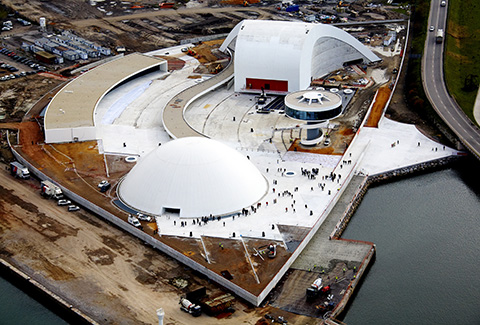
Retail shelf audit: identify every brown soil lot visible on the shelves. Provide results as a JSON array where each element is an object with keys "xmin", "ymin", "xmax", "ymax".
[{"xmin": 364, "ymin": 86, "xmax": 392, "ymax": 128}]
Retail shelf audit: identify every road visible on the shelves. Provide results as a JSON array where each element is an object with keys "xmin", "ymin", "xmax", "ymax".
[
  {"xmin": 71, "ymin": 7, "xmax": 277, "ymax": 30},
  {"xmin": 422, "ymin": 0, "xmax": 480, "ymax": 159}
]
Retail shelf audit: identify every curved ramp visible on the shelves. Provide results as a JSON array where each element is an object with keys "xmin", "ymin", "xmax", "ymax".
[{"xmin": 162, "ymin": 57, "xmax": 234, "ymax": 139}]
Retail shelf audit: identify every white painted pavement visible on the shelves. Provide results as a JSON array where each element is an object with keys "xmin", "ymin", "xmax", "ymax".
[{"xmin": 91, "ymin": 46, "xmax": 462, "ymax": 241}]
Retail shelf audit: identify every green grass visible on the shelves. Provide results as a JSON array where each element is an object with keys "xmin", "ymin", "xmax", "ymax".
[
  {"xmin": 444, "ymin": 0, "xmax": 480, "ymax": 122},
  {"xmin": 405, "ymin": 0, "xmax": 438, "ymax": 120}
]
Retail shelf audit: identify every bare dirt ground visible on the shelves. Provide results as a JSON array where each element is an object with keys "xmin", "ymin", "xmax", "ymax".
[
  {"xmin": 364, "ymin": 85, "xmax": 392, "ymax": 128},
  {"xmin": 0, "ymin": 163, "xmax": 320, "ymax": 324}
]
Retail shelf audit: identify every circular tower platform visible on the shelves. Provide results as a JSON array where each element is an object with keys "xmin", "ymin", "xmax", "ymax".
[{"xmin": 284, "ymin": 90, "xmax": 342, "ymax": 145}]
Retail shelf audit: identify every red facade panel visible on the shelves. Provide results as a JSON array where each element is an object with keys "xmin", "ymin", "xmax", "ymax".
[{"xmin": 245, "ymin": 78, "xmax": 288, "ymax": 92}]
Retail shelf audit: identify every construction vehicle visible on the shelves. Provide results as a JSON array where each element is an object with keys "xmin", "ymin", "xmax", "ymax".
[
  {"xmin": 200, "ymin": 293, "xmax": 235, "ymax": 315},
  {"xmin": 159, "ymin": 2, "xmax": 174, "ymax": 8},
  {"xmin": 267, "ymin": 243, "xmax": 276, "ymax": 258},
  {"xmin": 212, "ymin": 64, "xmax": 223, "ymax": 74},
  {"xmin": 187, "ymin": 48, "xmax": 197, "ymax": 57},
  {"xmin": 306, "ymin": 278, "xmax": 331, "ymax": 299},
  {"xmin": 40, "ymin": 180, "xmax": 63, "ymax": 199},
  {"xmin": 10, "ymin": 161, "xmax": 30, "ymax": 179},
  {"xmin": 179, "ymin": 297, "xmax": 202, "ymax": 317},
  {"xmin": 185, "ymin": 287, "xmax": 235, "ymax": 316},
  {"xmin": 306, "ymin": 277, "xmax": 323, "ymax": 299}
]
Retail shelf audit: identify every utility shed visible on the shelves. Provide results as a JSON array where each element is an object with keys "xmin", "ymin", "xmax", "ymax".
[{"xmin": 35, "ymin": 50, "xmax": 56, "ymax": 64}]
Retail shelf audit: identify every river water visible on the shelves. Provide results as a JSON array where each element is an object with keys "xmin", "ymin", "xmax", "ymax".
[
  {"xmin": 0, "ymin": 276, "xmax": 67, "ymax": 324},
  {"xmin": 1, "ymin": 158, "xmax": 479, "ymax": 324},
  {"xmin": 341, "ymin": 157, "xmax": 480, "ymax": 324}
]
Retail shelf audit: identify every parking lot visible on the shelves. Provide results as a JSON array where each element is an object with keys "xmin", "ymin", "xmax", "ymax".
[{"xmin": 0, "ymin": 47, "xmax": 46, "ymax": 82}]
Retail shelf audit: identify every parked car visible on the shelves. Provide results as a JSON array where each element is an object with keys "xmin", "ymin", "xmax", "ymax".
[
  {"xmin": 68, "ymin": 205, "xmax": 80, "ymax": 212},
  {"xmin": 128, "ymin": 215, "xmax": 142, "ymax": 228},
  {"xmin": 57, "ymin": 199, "xmax": 71, "ymax": 206},
  {"xmin": 136, "ymin": 213, "xmax": 153, "ymax": 222},
  {"xmin": 98, "ymin": 180, "xmax": 111, "ymax": 192}
]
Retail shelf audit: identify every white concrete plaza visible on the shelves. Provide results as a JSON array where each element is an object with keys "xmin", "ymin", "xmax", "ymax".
[{"xmin": 92, "ymin": 47, "xmax": 461, "ymax": 241}]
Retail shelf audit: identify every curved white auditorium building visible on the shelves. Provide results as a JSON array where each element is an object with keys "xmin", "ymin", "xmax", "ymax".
[{"xmin": 220, "ymin": 20, "xmax": 380, "ymax": 93}]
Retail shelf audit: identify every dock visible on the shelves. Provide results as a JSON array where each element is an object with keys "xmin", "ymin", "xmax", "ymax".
[{"xmin": 269, "ymin": 175, "xmax": 375, "ymax": 320}]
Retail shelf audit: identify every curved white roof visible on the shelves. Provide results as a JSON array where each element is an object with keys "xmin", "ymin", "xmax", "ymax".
[
  {"xmin": 220, "ymin": 20, "xmax": 380, "ymax": 93},
  {"xmin": 118, "ymin": 137, "xmax": 268, "ymax": 218},
  {"xmin": 44, "ymin": 53, "xmax": 167, "ymax": 143},
  {"xmin": 285, "ymin": 90, "xmax": 342, "ymax": 112}
]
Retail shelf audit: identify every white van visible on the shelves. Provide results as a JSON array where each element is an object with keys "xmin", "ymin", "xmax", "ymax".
[{"xmin": 128, "ymin": 215, "xmax": 141, "ymax": 228}]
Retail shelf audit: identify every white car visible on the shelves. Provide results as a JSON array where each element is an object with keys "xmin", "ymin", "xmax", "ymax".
[
  {"xmin": 128, "ymin": 215, "xmax": 142, "ymax": 228},
  {"xmin": 136, "ymin": 213, "xmax": 153, "ymax": 222},
  {"xmin": 98, "ymin": 180, "xmax": 109, "ymax": 188},
  {"xmin": 68, "ymin": 205, "xmax": 80, "ymax": 212},
  {"xmin": 57, "ymin": 199, "xmax": 71, "ymax": 206},
  {"xmin": 429, "ymin": 26, "xmax": 435, "ymax": 32}
]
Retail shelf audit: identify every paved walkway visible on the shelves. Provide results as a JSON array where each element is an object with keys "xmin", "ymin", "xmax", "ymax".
[
  {"xmin": 292, "ymin": 175, "xmax": 372, "ymax": 271},
  {"xmin": 162, "ymin": 57, "xmax": 234, "ymax": 138}
]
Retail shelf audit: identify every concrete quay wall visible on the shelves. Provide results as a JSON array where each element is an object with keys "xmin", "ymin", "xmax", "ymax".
[
  {"xmin": 331, "ymin": 155, "xmax": 462, "ymax": 239},
  {"xmin": 0, "ymin": 259, "xmax": 98, "ymax": 325}
]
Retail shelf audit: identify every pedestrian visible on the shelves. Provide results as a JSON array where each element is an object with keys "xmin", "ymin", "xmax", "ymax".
[{"xmin": 223, "ymin": 222, "xmax": 225, "ymax": 227}]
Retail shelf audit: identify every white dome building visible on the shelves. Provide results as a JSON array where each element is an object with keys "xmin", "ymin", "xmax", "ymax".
[
  {"xmin": 118, "ymin": 137, "xmax": 268, "ymax": 218},
  {"xmin": 220, "ymin": 20, "xmax": 380, "ymax": 93}
]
